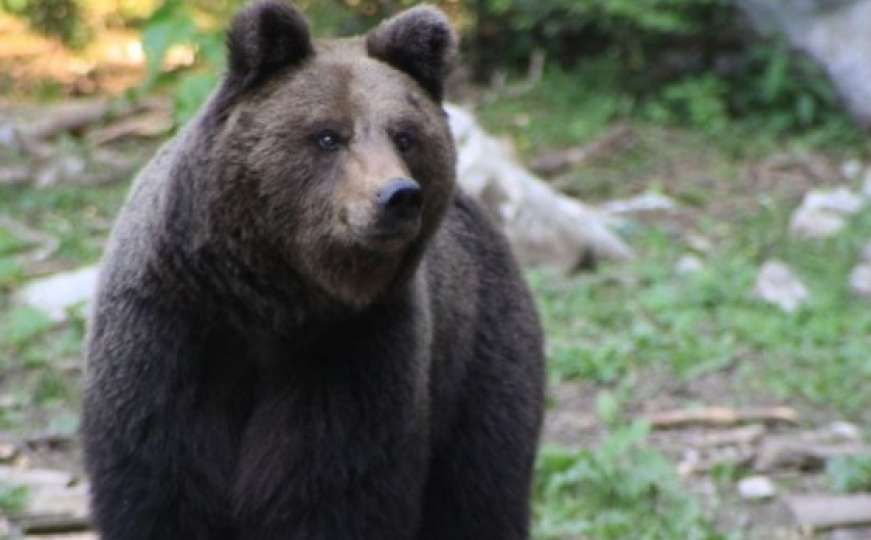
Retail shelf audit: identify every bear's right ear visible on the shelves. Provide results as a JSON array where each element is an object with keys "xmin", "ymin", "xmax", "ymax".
[{"xmin": 226, "ymin": 0, "xmax": 313, "ymax": 90}]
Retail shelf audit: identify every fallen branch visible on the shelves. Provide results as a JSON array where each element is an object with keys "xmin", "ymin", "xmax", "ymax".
[
  {"xmin": 22, "ymin": 100, "xmax": 113, "ymax": 141},
  {"xmin": 688, "ymin": 424, "xmax": 767, "ymax": 448},
  {"xmin": 87, "ymin": 109, "xmax": 174, "ymax": 145},
  {"xmin": 646, "ymin": 406, "xmax": 799, "ymax": 429},
  {"xmin": 755, "ymin": 439, "xmax": 871, "ymax": 472},
  {"xmin": 530, "ymin": 123, "xmax": 636, "ymax": 177},
  {"xmin": 787, "ymin": 495, "xmax": 871, "ymax": 531},
  {"xmin": 17, "ymin": 513, "xmax": 91, "ymax": 535}
]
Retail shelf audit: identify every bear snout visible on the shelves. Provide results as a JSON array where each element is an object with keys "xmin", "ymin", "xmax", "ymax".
[
  {"xmin": 370, "ymin": 177, "xmax": 423, "ymax": 244},
  {"xmin": 376, "ymin": 178, "xmax": 422, "ymax": 217}
]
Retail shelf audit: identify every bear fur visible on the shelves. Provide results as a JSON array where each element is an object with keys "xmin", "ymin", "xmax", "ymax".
[{"xmin": 81, "ymin": 2, "xmax": 545, "ymax": 539}]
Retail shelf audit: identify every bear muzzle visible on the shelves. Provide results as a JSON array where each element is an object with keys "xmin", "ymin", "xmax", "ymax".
[{"xmin": 369, "ymin": 177, "xmax": 423, "ymax": 248}]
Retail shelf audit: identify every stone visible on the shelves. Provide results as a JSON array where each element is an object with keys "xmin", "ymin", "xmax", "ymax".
[
  {"xmin": 829, "ymin": 421, "xmax": 862, "ymax": 442},
  {"xmin": 675, "ymin": 254, "xmax": 704, "ymax": 275},
  {"xmin": 446, "ymin": 104, "xmax": 633, "ymax": 270},
  {"xmin": 738, "ymin": 475, "xmax": 777, "ymax": 500},
  {"xmin": 848, "ymin": 263, "xmax": 871, "ymax": 298},
  {"xmin": 790, "ymin": 187, "xmax": 864, "ymax": 239},
  {"xmin": 842, "ymin": 159, "xmax": 864, "ymax": 180},
  {"xmin": 737, "ymin": 0, "xmax": 871, "ymax": 129},
  {"xmin": 15, "ymin": 265, "xmax": 99, "ymax": 322},
  {"xmin": 753, "ymin": 260, "xmax": 809, "ymax": 313},
  {"xmin": 861, "ymin": 241, "xmax": 871, "ymax": 262}
]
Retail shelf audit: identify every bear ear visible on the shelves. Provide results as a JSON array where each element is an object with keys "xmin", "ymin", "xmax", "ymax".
[
  {"xmin": 226, "ymin": 0, "xmax": 313, "ymax": 89},
  {"xmin": 366, "ymin": 6, "xmax": 457, "ymax": 101}
]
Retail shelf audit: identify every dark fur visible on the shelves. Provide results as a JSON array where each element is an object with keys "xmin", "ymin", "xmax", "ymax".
[{"xmin": 82, "ymin": 2, "xmax": 544, "ymax": 539}]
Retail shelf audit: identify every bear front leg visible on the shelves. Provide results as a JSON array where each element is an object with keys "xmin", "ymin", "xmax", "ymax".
[
  {"xmin": 82, "ymin": 304, "xmax": 236, "ymax": 540},
  {"xmin": 417, "ymin": 359, "xmax": 544, "ymax": 540}
]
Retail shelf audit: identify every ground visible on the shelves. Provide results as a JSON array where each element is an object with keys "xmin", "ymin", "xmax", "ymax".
[{"xmin": 2, "ymin": 70, "xmax": 871, "ymax": 539}]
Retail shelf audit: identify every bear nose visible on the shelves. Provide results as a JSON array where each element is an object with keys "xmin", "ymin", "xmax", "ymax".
[{"xmin": 376, "ymin": 178, "xmax": 422, "ymax": 217}]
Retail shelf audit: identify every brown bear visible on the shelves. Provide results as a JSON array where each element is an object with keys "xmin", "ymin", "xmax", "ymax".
[{"xmin": 81, "ymin": 2, "xmax": 545, "ymax": 539}]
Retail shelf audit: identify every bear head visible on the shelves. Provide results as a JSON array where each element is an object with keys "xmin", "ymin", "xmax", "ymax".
[{"xmin": 182, "ymin": 1, "xmax": 458, "ymax": 310}]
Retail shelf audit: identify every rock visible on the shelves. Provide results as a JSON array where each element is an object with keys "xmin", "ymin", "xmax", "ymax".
[
  {"xmin": 686, "ymin": 233, "xmax": 713, "ymax": 253},
  {"xmin": 446, "ymin": 104, "xmax": 633, "ymax": 270},
  {"xmin": 737, "ymin": 0, "xmax": 871, "ymax": 129},
  {"xmin": 829, "ymin": 421, "xmax": 862, "ymax": 442},
  {"xmin": 804, "ymin": 187, "xmax": 865, "ymax": 214},
  {"xmin": 738, "ymin": 475, "xmax": 776, "ymax": 500},
  {"xmin": 862, "ymin": 241, "xmax": 871, "ymax": 262},
  {"xmin": 842, "ymin": 159, "xmax": 864, "ymax": 180},
  {"xmin": 15, "ymin": 266, "xmax": 99, "ymax": 322},
  {"xmin": 753, "ymin": 261, "xmax": 809, "ymax": 313},
  {"xmin": 864, "ymin": 170, "xmax": 871, "ymax": 198},
  {"xmin": 848, "ymin": 263, "xmax": 871, "ymax": 298},
  {"xmin": 601, "ymin": 192, "xmax": 678, "ymax": 216},
  {"xmin": 0, "ymin": 442, "xmax": 18, "ymax": 463},
  {"xmin": 0, "ymin": 122, "xmax": 25, "ymax": 152},
  {"xmin": 675, "ymin": 254, "xmax": 704, "ymax": 275},
  {"xmin": 789, "ymin": 187, "xmax": 864, "ymax": 239},
  {"xmin": 790, "ymin": 208, "xmax": 847, "ymax": 239}
]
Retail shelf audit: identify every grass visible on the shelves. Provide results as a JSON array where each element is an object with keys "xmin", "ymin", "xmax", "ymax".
[{"xmin": 481, "ymin": 70, "xmax": 871, "ymax": 538}]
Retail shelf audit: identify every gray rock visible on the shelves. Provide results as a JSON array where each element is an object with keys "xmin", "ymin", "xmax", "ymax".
[
  {"xmin": 842, "ymin": 159, "xmax": 864, "ymax": 180},
  {"xmin": 789, "ymin": 187, "xmax": 864, "ymax": 239},
  {"xmin": 446, "ymin": 104, "xmax": 633, "ymax": 270},
  {"xmin": 675, "ymin": 254, "xmax": 704, "ymax": 275},
  {"xmin": 861, "ymin": 241, "xmax": 871, "ymax": 262},
  {"xmin": 738, "ymin": 475, "xmax": 777, "ymax": 500},
  {"xmin": 738, "ymin": 0, "xmax": 871, "ymax": 128},
  {"xmin": 15, "ymin": 265, "xmax": 99, "ymax": 322},
  {"xmin": 753, "ymin": 260, "xmax": 809, "ymax": 313},
  {"xmin": 829, "ymin": 421, "xmax": 862, "ymax": 442},
  {"xmin": 848, "ymin": 263, "xmax": 871, "ymax": 298}
]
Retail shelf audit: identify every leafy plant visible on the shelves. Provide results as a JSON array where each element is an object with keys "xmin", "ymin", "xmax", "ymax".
[
  {"xmin": 827, "ymin": 455, "xmax": 871, "ymax": 493},
  {"xmin": 0, "ymin": 484, "xmax": 27, "ymax": 514},
  {"xmin": 533, "ymin": 392, "xmax": 721, "ymax": 540}
]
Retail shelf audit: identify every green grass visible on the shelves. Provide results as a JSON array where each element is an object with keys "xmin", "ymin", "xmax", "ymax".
[{"xmin": 478, "ymin": 69, "xmax": 871, "ymax": 538}]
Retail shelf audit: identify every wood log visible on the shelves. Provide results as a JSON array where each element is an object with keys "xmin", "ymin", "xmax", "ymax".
[
  {"xmin": 787, "ymin": 495, "xmax": 871, "ymax": 531},
  {"xmin": 645, "ymin": 406, "xmax": 799, "ymax": 429}
]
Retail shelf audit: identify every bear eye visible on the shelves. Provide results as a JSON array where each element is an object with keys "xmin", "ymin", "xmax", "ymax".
[
  {"xmin": 316, "ymin": 130, "xmax": 342, "ymax": 152},
  {"xmin": 393, "ymin": 131, "xmax": 416, "ymax": 153}
]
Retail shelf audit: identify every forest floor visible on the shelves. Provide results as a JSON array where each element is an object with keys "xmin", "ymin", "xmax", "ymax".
[{"xmin": 2, "ymin": 66, "xmax": 871, "ymax": 539}]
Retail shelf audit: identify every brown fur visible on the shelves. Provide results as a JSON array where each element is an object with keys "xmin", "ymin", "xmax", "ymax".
[{"xmin": 82, "ymin": 3, "xmax": 544, "ymax": 539}]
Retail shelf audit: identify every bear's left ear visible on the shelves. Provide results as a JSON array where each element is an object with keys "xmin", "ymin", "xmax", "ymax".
[
  {"xmin": 226, "ymin": 0, "xmax": 313, "ymax": 90},
  {"xmin": 366, "ymin": 6, "xmax": 457, "ymax": 101}
]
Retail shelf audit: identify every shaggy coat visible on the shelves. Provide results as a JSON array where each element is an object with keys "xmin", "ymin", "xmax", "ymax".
[{"xmin": 82, "ymin": 2, "xmax": 545, "ymax": 539}]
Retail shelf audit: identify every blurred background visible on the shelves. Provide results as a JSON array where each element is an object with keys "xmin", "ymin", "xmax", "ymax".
[{"xmin": 2, "ymin": 1, "xmax": 871, "ymax": 538}]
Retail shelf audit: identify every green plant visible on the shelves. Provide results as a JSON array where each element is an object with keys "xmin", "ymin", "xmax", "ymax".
[
  {"xmin": 0, "ymin": 484, "xmax": 28, "ymax": 514},
  {"xmin": 533, "ymin": 392, "xmax": 721, "ymax": 539},
  {"xmin": 827, "ymin": 455, "xmax": 871, "ymax": 493}
]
